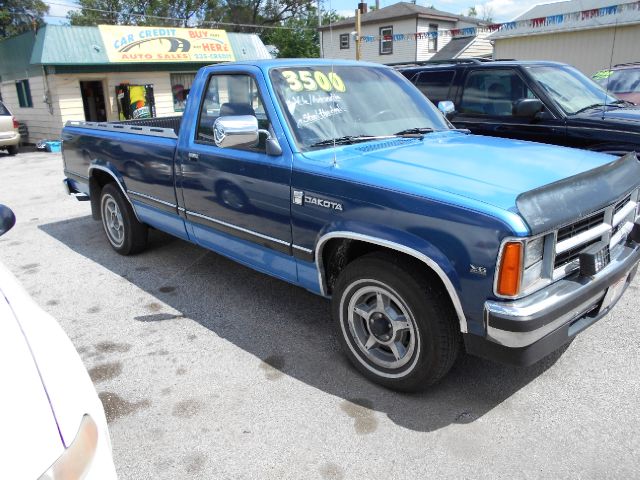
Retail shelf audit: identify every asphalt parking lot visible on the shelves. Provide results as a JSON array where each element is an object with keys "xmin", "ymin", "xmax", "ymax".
[{"xmin": 1, "ymin": 148, "xmax": 639, "ymax": 479}]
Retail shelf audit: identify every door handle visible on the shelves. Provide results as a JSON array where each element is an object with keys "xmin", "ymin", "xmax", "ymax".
[{"xmin": 188, "ymin": 152, "xmax": 199, "ymax": 161}]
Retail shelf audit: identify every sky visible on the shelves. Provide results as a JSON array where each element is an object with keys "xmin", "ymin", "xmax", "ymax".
[{"xmin": 44, "ymin": 0, "xmax": 557, "ymax": 25}]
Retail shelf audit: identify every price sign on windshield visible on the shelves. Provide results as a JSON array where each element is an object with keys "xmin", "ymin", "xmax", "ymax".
[{"xmin": 281, "ymin": 70, "xmax": 347, "ymax": 93}]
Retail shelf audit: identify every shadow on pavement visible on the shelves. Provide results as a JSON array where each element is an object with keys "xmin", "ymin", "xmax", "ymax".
[{"xmin": 39, "ymin": 215, "xmax": 565, "ymax": 432}]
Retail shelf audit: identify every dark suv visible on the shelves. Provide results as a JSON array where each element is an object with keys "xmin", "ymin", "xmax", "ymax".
[{"xmin": 398, "ymin": 59, "xmax": 640, "ymax": 155}]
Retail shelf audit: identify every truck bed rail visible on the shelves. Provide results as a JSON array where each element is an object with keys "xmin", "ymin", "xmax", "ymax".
[{"xmin": 64, "ymin": 118, "xmax": 179, "ymax": 139}]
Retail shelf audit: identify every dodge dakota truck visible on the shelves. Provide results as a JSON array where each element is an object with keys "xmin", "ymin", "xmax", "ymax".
[{"xmin": 62, "ymin": 59, "xmax": 640, "ymax": 391}]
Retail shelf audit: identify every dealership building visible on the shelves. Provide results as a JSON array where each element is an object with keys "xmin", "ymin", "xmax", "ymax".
[{"xmin": 0, "ymin": 25, "xmax": 271, "ymax": 142}]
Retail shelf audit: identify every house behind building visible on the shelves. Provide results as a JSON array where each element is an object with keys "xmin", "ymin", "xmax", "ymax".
[
  {"xmin": 319, "ymin": 2, "xmax": 492, "ymax": 64},
  {"xmin": 491, "ymin": 0, "xmax": 640, "ymax": 75}
]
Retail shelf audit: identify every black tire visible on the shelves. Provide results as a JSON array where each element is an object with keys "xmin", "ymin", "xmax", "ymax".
[
  {"xmin": 7, "ymin": 145, "xmax": 18, "ymax": 155},
  {"xmin": 331, "ymin": 251, "xmax": 460, "ymax": 392},
  {"xmin": 99, "ymin": 183, "xmax": 148, "ymax": 255}
]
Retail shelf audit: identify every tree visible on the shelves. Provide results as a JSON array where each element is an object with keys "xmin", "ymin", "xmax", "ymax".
[
  {"xmin": 0, "ymin": 0, "xmax": 48, "ymax": 38},
  {"xmin": 261, "ymin": 9, "xmax": 342, "ymax": 58},
  {"xmin": 480, "ymin": 4, "xmax": 494, "ymax": 22},
  {"xmin": 262, "ymin": 12, "xmax": 318, "ymax": 58},
  {"xmin": 467, "ymin": 6, "xmax": 477, "ymax": 17},
  {"xmin": 69, "ymin": 0, "xmax": 315, "ymax": 29}
]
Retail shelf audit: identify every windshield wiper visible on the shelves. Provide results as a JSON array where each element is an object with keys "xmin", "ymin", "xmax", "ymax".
[
  {"xmin": 573, "ymin": 101, "xmax": 633, "ymax": 115},
  {"xmin": 573, "ymin": 103, "xmax": 604, "ymax": 114},
  {"xmin": 611, "ymin": 99, "xmax": 635, "ymax": 107},
  {"xmin": 309, "ymin": 135, "xmax": 394, "ymax": 148},
  {"xmin": 393, "ymin": 127, "xmax": 435, "ymax": 136}
]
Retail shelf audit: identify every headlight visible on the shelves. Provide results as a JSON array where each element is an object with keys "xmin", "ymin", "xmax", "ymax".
[
  {"xmin": 38, "ymin": 415, "xmax": 98, "ymax": 480},
  {"xmin": 523, "ymin": 236, "xmax": 543, "ymax": 268},
  {"xmin": 495, "ymin": 234, "xmax": 551, "ymax": 298}
]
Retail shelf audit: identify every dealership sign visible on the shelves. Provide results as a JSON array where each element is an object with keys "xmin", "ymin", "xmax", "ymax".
[{"xmin": 98, "ymin": 25, "xmax": 236, "ymax": 62}]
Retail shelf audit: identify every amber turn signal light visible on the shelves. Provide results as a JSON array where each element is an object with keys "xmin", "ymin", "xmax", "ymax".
[{"xmin": 497, "ymin": 241, "xmax": 522, "ymax": 296}]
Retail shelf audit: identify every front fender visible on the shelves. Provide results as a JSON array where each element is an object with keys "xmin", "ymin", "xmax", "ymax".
[{"xmin": 314, "ymin": 222, "xmax": 468, "ymax": 333}]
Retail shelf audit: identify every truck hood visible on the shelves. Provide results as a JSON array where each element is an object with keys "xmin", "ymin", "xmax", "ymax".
[
  {"xmin": 303, "ymin": 131, "xmax": 619, "ymax": 212},
  {"xmin": 570, "ymin": 105, "xmax": 640, "ymax": 129}
]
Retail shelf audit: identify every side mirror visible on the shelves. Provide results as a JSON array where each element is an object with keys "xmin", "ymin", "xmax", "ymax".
[
  {"xmin": 213, "ymin": 115, "xmax": 282, "ymax": 156},
  {"xmin": 213, "ymin": 115, "xmax": 259, "ymax": 149},
  {"xmin": 437, "ymin": 100, "xmax": 456, "ymax": 119},
  {"xmin": 513, "ymin": 98, "xmax": 543, "ymax": 119},
  {"xmin": 0, "ymin": 204, "xmax": 16, "ymax": 237}
]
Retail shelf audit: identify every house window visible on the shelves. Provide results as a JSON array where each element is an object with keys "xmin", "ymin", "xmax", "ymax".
[
  {"xmin": 340, "ymin": 33, "xmax": 350, "ymax": 50},
  {"xmin": 428, "ymin": 24, "xmax": 438, "ymax": 52},
  {"xmin": 379, "ymin": 26, "xmax": 393, "ymax": 55},
  {"xmin": 16, "ymin": 79, "xmax": 33, "ymax": 108},
  {"xmin": 171, "ymin": 73, "xmax": 197, "ymax": 112}
]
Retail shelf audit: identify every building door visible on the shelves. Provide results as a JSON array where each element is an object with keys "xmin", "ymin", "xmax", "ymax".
[{"xmin": 80, "ymin": 81, "xmax": 107, "ymax": 122}]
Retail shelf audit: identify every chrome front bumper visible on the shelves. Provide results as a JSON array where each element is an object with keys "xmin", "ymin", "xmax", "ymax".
[{"xmin": 484, "ymin": 240, "xmax": 640, "ymax": 349}]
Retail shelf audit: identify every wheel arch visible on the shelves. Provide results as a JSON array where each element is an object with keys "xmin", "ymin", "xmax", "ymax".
[
  {"xmin": 88, "ymin": 165, "xmax": 140, "ymax": 222},
  {"xmin": 315, "ymin": 231, "xmax": 468, "ymax": 333}
]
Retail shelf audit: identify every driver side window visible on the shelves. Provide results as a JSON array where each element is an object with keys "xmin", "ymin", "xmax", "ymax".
[
  {"xmin": 459, "ymin": 69, "xmax": 537, "ymax": 117},
  {"xmin": 196, "ymin": 74, "xmax": 270, "ymax": 151}
]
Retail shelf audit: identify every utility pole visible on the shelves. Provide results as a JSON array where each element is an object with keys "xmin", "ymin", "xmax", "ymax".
[
  {"xmin": 318, "ymin": 0, "xmax": 323, "ymax": 58},
  {"xmin": 355, "ymin": 8, "xmax": 361, "ymax": 60}
]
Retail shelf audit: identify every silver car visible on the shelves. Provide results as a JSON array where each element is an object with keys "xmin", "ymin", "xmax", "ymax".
[{"xmin": 0, "ymin": 101, "xmax": 20, "ymax": 155}]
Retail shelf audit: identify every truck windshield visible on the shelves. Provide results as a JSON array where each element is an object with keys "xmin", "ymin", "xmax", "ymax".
[
  {"xmin": 527, "ymin": 65, "xmax": 620, "ymax": 115},
  {"xmin": 269, "ymin": 66, "xmax": 450, "ymax": 150}
]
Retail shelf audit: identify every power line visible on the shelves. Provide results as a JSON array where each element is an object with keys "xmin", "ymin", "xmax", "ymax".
[{"xmin": 43, "ymin": 1, "xmax": 317, "ymax": 30}]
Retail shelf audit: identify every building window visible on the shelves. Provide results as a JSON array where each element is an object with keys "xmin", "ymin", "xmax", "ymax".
[
  {"xmin": 379, "ymin": 26, "xmax": 393, "ymax": 55},
  {"xmin": 16, "ymin": 79, "xmax": 33, "ymax": 108},
  {"xmin": 428, "ymin": 24, "xmax": 438, "ymax": 52},
  {"xmin": 171, "ymin": 73, "xmax": 197, "ymax": 112},
  {"xmin": 340, "ymin": 33, "xmax": 350, "ymax": 50}
]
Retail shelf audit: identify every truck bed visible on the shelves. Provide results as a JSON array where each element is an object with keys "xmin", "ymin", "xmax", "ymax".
[
  {"xmin": 114, "ymin": 116, "xmax": 183, "ymax": 135},
  {"xmin": 61, "ymin": 118, "xmax": 180, "ymax": 215}
]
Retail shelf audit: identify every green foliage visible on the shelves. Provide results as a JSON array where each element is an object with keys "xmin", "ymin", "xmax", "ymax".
[
  {"xmin": 261, "ymin": 9, "xmax": 343, "ymax": 58},
  {"xmin": 0, "ymin": 0, "xmax": 48, "ymax": 38},
  {"xmin": 68, "ymin": 0, "xmax": 315, "ymax": 29},
  {"xmin": 262, "ymin": 12, "xmax": 318, "ymax": 58},
  {"xmin": 467, "ymin": 6, "xmax": 477, "ymax": 17}
]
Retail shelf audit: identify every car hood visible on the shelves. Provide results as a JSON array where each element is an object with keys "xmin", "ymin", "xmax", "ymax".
[
  {"xmin": 571, "ymin": 105, "xmax": 640, "ymax": 127},
  {"xmin": 300, "ymin": 131, "xmax": 619, "ymax": 213},
  {"xmin": 0, "ymin": 269, "xmax": 64, "ymax": 478}
]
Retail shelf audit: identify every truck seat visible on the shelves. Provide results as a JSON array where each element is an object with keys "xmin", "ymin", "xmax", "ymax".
[{"xmin": 219, "ymin": 103, "xmax": 256, "ymax": 117}]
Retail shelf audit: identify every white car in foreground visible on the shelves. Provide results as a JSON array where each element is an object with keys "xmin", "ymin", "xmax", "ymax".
[{"xmin": 0, "ymin": 205, "xmax": 117, "ymax": 479}]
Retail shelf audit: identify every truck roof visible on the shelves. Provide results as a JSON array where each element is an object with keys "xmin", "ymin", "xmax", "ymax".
[
  {"xmin": 207, "ymin": 58, "xmax": 392, "ymax": 70},
  {"xmin": 397, "ymin": 60, "xmax": 571, "ymax": 73}
]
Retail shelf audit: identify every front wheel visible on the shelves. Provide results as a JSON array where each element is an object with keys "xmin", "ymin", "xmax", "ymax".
[
  {"xmin": 100, "ymin": 183, "xmax": 148, "ymax": 255},
  {"xmin": 331, "ymin": 252, "xmax": 460, "ymax": 391},
  {"xmin": 7, "ymin": 145, "xmax": 18, "ymax": 155}
]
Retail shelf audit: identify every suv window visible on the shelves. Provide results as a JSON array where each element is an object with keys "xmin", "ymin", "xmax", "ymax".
[
  {"xmin": 0, "ymin": 102, "xmax": 10, "ymax": 116},
  {"xmin": 459, "ymin": 69, "xmax": 536, "ymax": 116},
  {"xmin": 196, "ymin": 74, "xmax": 269, "ymax": 152},
  {"xmin": 415, "ymin": 70, "xmax": 455, "ymax": 104}
]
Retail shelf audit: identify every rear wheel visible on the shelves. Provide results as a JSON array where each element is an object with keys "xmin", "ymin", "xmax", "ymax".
[
  {"xmin": 7, "ymin": 145, "xmax": 18, "ymax": 155},
  {"xmin": 331, "ymin": 252, "xmax": 460, "ymax": 391},
  {"xmin": 99, "ymin": 183, "xmax": 148, "ymax": 255}
]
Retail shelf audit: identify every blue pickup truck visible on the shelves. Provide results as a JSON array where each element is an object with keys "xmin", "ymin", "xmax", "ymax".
[{"xmin": 62, "ymin": 59, "xmax": 640, "ymax": 391}]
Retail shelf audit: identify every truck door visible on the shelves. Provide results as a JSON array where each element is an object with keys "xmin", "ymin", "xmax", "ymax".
[{"xmin": 177, "ymin": 71, "xmax": 294, "ymax": 261}]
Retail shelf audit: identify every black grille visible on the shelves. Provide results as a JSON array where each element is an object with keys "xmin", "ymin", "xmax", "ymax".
[
  {"xmin": 614, "ymin": 194, "xmax": 632, "ymax": 217},
  {"xmin": 557, "ymin": 211, "xmax": 605, "ymax": 243},
  {"xmin": 554, "ymin": 237, "xmax": 602, "ymax": 269}
]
